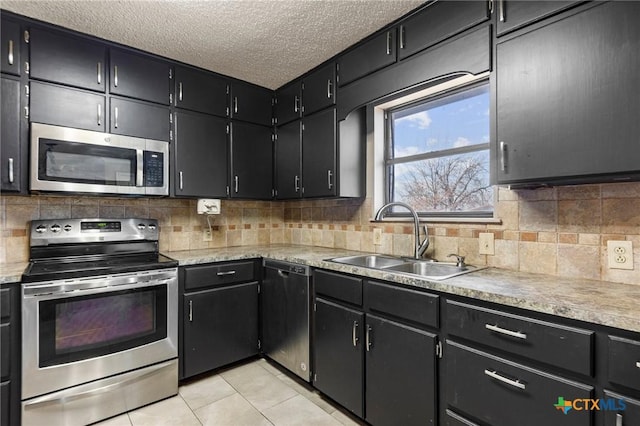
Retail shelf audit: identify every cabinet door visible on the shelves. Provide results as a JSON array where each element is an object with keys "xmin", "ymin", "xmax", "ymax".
[
  {"xmin": 30, "ymin": 27, "xmax": 106, "ymax": 92},
  {"xmin": 337, "ymin": 29, "xmax": 396, "ymax": 87},
  {"xmin": 1, "ymin": 18, "xmax": 21, "ymax": 75},
  {"xmin": 30, "ymin": 81, "xmax": 106, "ymax": 132},
  {"xmin": 230, "ymin": 122, "xmax": 273, "ymax": 199},
  {"xmin": 302, "ymin": 108, "xmax": 336, "ymax": 198},
  {"xmin": 174, "ymin": 111, "xmax": 228, "ymax": 198},
  {"xmin": 365, "ymin": 314, "xmax": 437, "ymax": 426},
  {"xmin": 183, "ymin": 282, "xmax": 259, "ymax": 378},
  {"xmin": 495, "ymin": 2, "xmax": 640, "ymax": 185},
  {"xmin": 302, "ymin": 63, "xmax": 335, "ymax": 116},
  {"xmin": 174, "ymin": 66, "xmax": 228, "ymax": 117},
  {"xmin": 603, "ymin": 391, "xmax": 640, "ymax": 426},
  {"xmin": 496, "ymin": 1, "xmax": 581, "ymax": 36},
  {"xmin": 110, "ymin": 49, "xmax": 170, "ymax": 105},
  {"xmin": 231, "ymin": 82, "xmax": 273, "ymax": 126},
  {"xmin": 1, "ymin": 77, "xmax": 22, "ymax": 192},
  {"xmin": 275, "ymin": 80, "xmax": 302, "ymax": 125},
  {"xmin": 314, "ymin": 298, "xmax": 364, "ymax": 418},
  {"xmin": 398, "ymin": 1, "xmax": 489, "ymax": 60},
  {"xmin": 275, "ymin": 120, "xmax": 302, "ymax": 199},
  {"xmin": 110, "ymin": 97, "xmax": 170, "ymax": 141}
]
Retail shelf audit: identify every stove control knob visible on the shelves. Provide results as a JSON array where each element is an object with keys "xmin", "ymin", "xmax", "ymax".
[
  {"xmin": 64, "ymin": 224, "xmax": 72, "ymax": 232},
  {"xmin": 50, "ymin": 224, "xmax": 61, "ymax": 233},
  {"xmin": 148, "ymin": 224, "xmax": 157, "ymax": 231},
  {"xmin": 35, "ymin": 224, "xmax": 47, "ymax": 234},
  {"xmin": 137, "ymin": 223, "xmax": 146, "ymax": 230}
]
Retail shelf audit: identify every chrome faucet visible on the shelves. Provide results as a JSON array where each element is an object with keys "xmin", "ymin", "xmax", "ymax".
[{"xmin": 374, "ymin": 202, "xmax": 429, "ymax": 259}]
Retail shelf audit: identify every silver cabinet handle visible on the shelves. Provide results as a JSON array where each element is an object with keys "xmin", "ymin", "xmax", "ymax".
[
  {"xmin": 8, "ymin": 39, "xmax": 14, "ymax": 65},
  {"xmin": 399, "ymin": 25, "xmax": 405, "ymax": 49},
  {"xmin": 294, "ymin": 175, "xmax": 300, "ymax": 192},
  {"xmin": 352, "ymin": 321, "xmax": 359, "ymax": 347},
  {"xmin": 327, "ymin": 170, "xmax": 333, "ymax": 190},
  {"xmin": 499, "ymin": 0, "xmax": 505, "ymax": 22},
  {"xmin": 327, "ymin": 79, "xmax": 332, "ymax": 99},
  {"xmin": 216, "ymin": 271, "xmax": 236, "ymax": 276},
  {"xmin": 97, "ymin": 62, "xmax": 102, "ymax": 84},
  {"xmin": 294, "ymin": 95, "xmax": 300, "ymax": 113},
  {"xmin": 234, "ymin": 96, "xmax": 238, "ymax": 114},
  {"xmin": 188, "ymin": 300, "xmax": 193, "ymax": 322},
  {"xmin": 636, "ymin": 361, "xmax": 640, "ymax": 368},
  {"xmin": 179, "ymin": 171, "xmax": 184, "ymax": 190},
  {"xmin": 178, "ymin": 82, "xmax": 183, "ymax": 102},
  {"xmin": 616, "ymin": 413, "xmax": 623, "ymax": 426},
  {"xmin": 97, "ymin": 104, "xmax": 102, "ymax": 126},
  {"xmin": 488, "ymin": 0, "xmax": 494, "ymax": 15},
  {"xmin": 484, "ymin": 369, "xmax": 525, "ymax": 390},
  {"xmin": 234, "ymin": 175, "xmax": 239, "ymax": 193},
  {"xmin": 114, "ymin": 106, "xmax": 119, "ymax": 128},
  {"xmin": 365, "ymin": 325, "xmax": 372, "ymax": 352},
  {"xmin": 500, "ymin": 141, "xmax": 507, "ymax": 172},
  {"xmin": 485, "ymin": 323, "xmax": 527, "ymax": 340},
  {"xmin": 8, "ymin": 158, "xmax": 14, "ymax": 183},
  {"xmin": 113, "ymin": 65, "xmax": 119, "ymax": 87},
  {"xmin": 24, "ymin": 105, "xmax": 29, "ymax": 119},
  {"xmin": 386, "ymin": 31, "xmax": 392, "ymax": 55}
]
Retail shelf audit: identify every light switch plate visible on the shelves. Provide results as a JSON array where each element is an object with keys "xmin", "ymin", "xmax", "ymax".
[
  {"xmin": 478, "ymin": 233, "xmax": 495, "ymax": 255},
  {"xmin": 607, "ymin": 240, "xmax": 634, "ymax": 270}
]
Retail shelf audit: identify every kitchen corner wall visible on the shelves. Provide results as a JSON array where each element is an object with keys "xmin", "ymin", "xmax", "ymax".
[{"xmin": 1, "ymin": 181, "xmax": 639, "ymax": 286}]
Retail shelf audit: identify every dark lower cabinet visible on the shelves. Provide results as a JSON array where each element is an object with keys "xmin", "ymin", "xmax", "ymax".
[
  {"xmin": 314, "ymin": 298, "xmax": 364, "ymax": 418},
  {"xmin": 274, "ymin": 120, "xmax": 302, "ymax": 199},
  {"xmin": 1, "ymin": 285, "xmax": 19, "ymax": 426},
  {"xmin": 110, "ymin": 97, "xmax": 170, "ymax": 141},
  {"xmin": 230, "ymin": 122, "xmax": 273, "ymax": 199},
  {"xmin": 1, "ymin": 76, "xmax": 22, "ymax": 192},
  {"xmin": 603, "ymin": 390, "xmax": 639, "ymax": 426},
  {"xmin": 365, "ymin": 314, "xmax": 437, "ymax": 426},
  {"xmin": 182, "ymin": 282, "xmax": 259, "ymax": 378},
  {"xmin": 173, "ymin": 110, "xmax": 228, "ymax": 198}
]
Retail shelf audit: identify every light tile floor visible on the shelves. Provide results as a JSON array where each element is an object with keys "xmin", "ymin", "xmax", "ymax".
[{"xmin": 95, "ymin": 358, "xmax": 366, "ymax": 426}]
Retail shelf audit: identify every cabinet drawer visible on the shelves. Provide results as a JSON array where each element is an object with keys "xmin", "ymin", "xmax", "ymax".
[
  {"xmin": 314, "ymin": 269, "xmax": 362, "ymax": 306},
  {"xmin": 1, "ymin": 381, "xmax": 9, "ymax": 426},
  {"xmin": 608, "ymin": 336, "xmax": 640, "ymax": 391},
  {"xmin": 445, "ymin": 340, "xmax": 593, "ymax": 426},
  {"xmin": 603, "ymin": 390, "xmax": 640, "ymax": 426},
  {"xmin": 0, "ymin": 323, "xmax": 9, "ymax": 380},
  {"xmin": 444, "ymin": 409, "xmax": 479, "ymax": 426},
  {"xmin": 183, "ymin": 261, "xmax": 256, "ymax": 291},
  {"xmin": 445, "ymin": 300, "xmax": 593, "ymax": 376},
  {"xmin": 0, "ymin": 288, "xmax": 10, "ymax": 320},
  {"xmin": 364, "ymin": 280, "xmax": 438, "ymax": 328}
]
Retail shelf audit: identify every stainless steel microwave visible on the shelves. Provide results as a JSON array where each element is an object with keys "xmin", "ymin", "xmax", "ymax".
[{"xmin": 30, "ymin": 123, "xmax": 169, "ymax": 196}]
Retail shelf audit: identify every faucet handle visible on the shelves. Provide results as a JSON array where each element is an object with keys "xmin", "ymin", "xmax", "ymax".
[{"xmin": 447, "ymin": 254, "xmax": 466, "ymax": 268}]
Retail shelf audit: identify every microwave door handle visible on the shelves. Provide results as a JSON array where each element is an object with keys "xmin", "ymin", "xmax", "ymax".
[{"xmin": 136, "ymin": 150, "xmax": 144, "ymax": 187}]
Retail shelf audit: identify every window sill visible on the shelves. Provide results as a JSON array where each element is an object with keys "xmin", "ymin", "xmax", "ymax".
[{"xmin": 369, "ymin": 217, "xmax": 502, "ymax": 225}]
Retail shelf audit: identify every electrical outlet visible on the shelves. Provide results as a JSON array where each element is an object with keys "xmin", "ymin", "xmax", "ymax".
[
  {"xmin": 478, "ymin": 232, "xmax": 495, "ymax": 255},
  {"xmin": 373, "ymin": 228, "xmax": 382, "ymax": 246},
  {"xmin": 607, "ymin": 240, "xmax": 633, "ymax": 270},
  {"xmin": 203, "ymin": 229, "xmax": 212, "ymax": 242}
]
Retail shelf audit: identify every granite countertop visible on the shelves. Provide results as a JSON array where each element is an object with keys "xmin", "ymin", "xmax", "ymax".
[
  {"xmin": 166, "ymin": 244, "xmax": 640, "ymax": 333},
  {"xmin": 0, "ymin": 261, "xmax": 28, "ymax": 285}
]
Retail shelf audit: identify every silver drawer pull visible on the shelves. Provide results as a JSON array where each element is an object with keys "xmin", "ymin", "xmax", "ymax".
[
  {"xmin": 636, "ymin": 361, "xmax": 640, "ymax": 369},
  {"xmin": 485, "ymin": 323, "xmax": 527, "ymax": 340},
  {"xmin": 8, "ymin": 158, "xmax": 14, "ymax": 183},
  {"xmin": 366, "ymin": 325, "xmax": 372, "ymax": 352},
  {"xmin": 8, "ymin": 39, "xmax": 14, "ymax": 65},
  {"xmin": 114, "ymin": 65, "xmax": 119, "ymax": 87},
  {"xmin": 616, "ymin": 413, "xmax": 623, "ymax": 426},
  {"xmin": 188, "ymin": 300, "xmax": 193, "ymax": 322},
  {"xmin": 484, "ymin": 369, "xmax": 526, "ymax": 390},
  {"xmin": 217, "ymin": 271, "xmax": 236, "ymax": 276},
  {"xmin": 352, "ymin": 321, "xmax": 359, "ymax": 347}
]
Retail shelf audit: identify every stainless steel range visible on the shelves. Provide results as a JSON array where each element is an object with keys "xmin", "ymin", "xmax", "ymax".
[{"xmin": 21, "ymin": 218, "xmax": 179, "ymax": 426}]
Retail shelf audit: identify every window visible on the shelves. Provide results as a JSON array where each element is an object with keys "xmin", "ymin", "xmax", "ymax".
[{"xmin": 385, "ymin": 82, "xmax": 492, "ymax": 217}]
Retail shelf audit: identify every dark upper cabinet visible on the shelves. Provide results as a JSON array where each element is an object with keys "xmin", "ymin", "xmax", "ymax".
[
  {"xmin": 302, "ymin": 62, "xmax": 335, "ymax": 116},
  {"xmin": 110, "ymin": 97, "xmax": 170, "ymax": 141},
  {"xmin": 109, "ymin": 48, "xmax": 170, "ymax": 105},
  {"xmin": 398, "ymin": 1, "xmax": 489, "ymax": 60},
  {"xmin": 495, "ymin": 1, "xmax": 640, "ymax": 185},
  {"xmin": 174, "ymin": 66, "xmax": 228, "ymax": 117},
  {"xmin": 301, "ymin": 108, "xmax": 336, "ymax": 198},
  {"xmin": 174, "ymin": 110, "xmax": 228, "ymax": 198},
  {"xmin": 30, "ymin": 81, "xmax": 106, "ymax": 132},
  {"xmin": 1, "ymin": 77, "xmax": 22, "ymax": 192},
  {"xmin": 230, "ymin": 82, "xmax": 273, "ymax": 126},
  {"xmin": 314, "ymin": 298, "xmax": 364, "ymax": 418},
  {"xmin": 230, "ymin": 122, "xmax": 273, "ymax": 199},
  {"xmin": 1, "ymin": 17, "xmax": 21, "ymax": 76},
  {"xmin": 337, "ymin": 28, "xmax": 396, "ymax": 87},
  {"xmin": 30, "ymin": 27, "xmax": 107, "ymax": 92},
  {"xmin": 275, "ymin": 79, "xmax": 302, "ymax": 126},
  {"xmin": 496, "ymin": 1, "xmax": 582, "ymax": 37},
  {"xmin": 274, "ymin": 120, "xmax": 302, "ymax": 200}
]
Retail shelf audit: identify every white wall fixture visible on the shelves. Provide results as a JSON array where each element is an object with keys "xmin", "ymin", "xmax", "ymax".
[
  {"xmin": 197, "ymin": 199, "xmax": 221, "ymax": 241},
  {"xmin": 607, "ymin": 240, "xmax": 634, "ymax": 270},
  {"xmin": 478, "ymin": 233, "xmax": 495, "ymax": 255}
]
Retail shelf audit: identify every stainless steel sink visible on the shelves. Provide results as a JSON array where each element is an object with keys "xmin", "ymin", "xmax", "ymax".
[
  {"xmin": 384, "ymin": 261, "xmax": 483, "ymax": 280},
  {"xmin": 329, "ymin": 255, "xmax": 407, "ymax": 269}
]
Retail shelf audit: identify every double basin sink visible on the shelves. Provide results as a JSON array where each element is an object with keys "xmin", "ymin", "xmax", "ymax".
[{"xmin": 329, "ymin": 254, "xmax": 484, "ymax": 280}]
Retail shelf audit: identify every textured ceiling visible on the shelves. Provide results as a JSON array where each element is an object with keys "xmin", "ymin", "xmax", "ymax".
[{"xmin": 2, "ymin": 0, "xmax": 427, "ymax": 89}]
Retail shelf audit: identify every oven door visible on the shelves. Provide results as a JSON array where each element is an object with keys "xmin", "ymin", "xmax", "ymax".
[{"xmin": 22, "ymin": 268, "xmax": 178, "ymax": 400}]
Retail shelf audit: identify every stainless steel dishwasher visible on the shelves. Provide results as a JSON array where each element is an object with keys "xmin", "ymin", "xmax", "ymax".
[{"xmin": 262, "ymin": 259, "xmax": 311, "ymax": 381}]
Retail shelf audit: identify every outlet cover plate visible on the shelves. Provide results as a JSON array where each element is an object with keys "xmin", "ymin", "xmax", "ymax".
[
  {"xmin": 607, "ymin": 240, "xmax": 633, "ymax": 270},
  {"xmin": 479, "ymin": 232, "xmax": 495, "ymax": 255},
  {"xmin": 373, "ymin": 228, "xmax": 382, "ymax": 246}
]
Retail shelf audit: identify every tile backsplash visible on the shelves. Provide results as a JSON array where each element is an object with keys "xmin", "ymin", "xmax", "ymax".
[{"xmin": 1, "ymin": 181, "xmax": 639, "ymax": 285}]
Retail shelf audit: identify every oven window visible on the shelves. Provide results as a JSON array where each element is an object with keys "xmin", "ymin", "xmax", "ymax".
[
  {"xmin": 39, "ymin": 139, "xmax": 137, "ymax": 186},
  {"xmin": 38, "ymin": 285, "xmax": 167, "ymax": 367}
]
